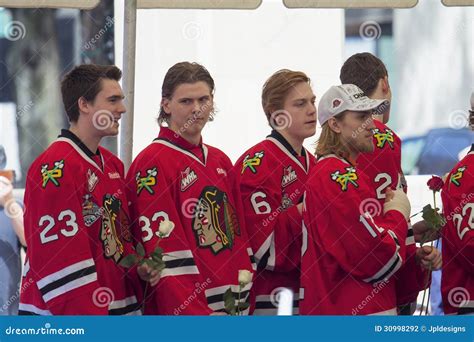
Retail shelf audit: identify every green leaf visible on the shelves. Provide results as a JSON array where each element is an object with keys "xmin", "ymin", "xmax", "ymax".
[
  {"xmin": 136, "ymin": 242, "xmax": 146, "ymax": 257},
  {"xmin": 422, "ymin": 204, "xmax": 446, "ymax": 231},
  {"xmin": 223, "ymin": 288, "xmax": 236, "ymax": 315},
  {"xmin": 237, "ymin": 301, "xmax": 250, "ymax": 311},
  {"xmin": 151, "ymin": 247, "xmax": 163, "ymax": 262},
  {"xmin": 119, "ymin": 254, "xmax": 139, "ymax": 268}
]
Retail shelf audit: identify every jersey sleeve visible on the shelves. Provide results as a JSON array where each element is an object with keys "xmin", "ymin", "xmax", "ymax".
[
  {"xmin": 23, "ymin": 159, "xmax": 107, "ymax": 315},
  {"xmin": 235, "ymin": 154, "xmax": 302, "ymax": 272},
  {"xmin": 304, "ymin": 171, "xmax": 408, "ymax": 284},
  {"xmin": 126, "ymin": 157, "xmax": 212, "ymax": 315}
]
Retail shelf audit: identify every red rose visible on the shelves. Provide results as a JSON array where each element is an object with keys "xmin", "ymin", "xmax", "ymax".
[{"xmin": 427, "ymin": 175, "xmax": 444, "ymax": 192}]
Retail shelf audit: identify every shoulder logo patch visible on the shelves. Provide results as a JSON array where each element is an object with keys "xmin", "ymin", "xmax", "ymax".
[
  {"xmin": 241, "ymin": 151, "xmax": 264, "ymax": 174},
  {"xmin": 281, "ymin": 166, "xmax": 297, "ymax": 188},
  {"xmin": 87, "ymin": 169, "xmax": 99, "ymax": 192},
  {"xmin": 331, "ymin": 166, "xmax": 359, "ymax": 191},
  {"xmin": 450, "ymin": 166, "xmax": 467, "ymax": 187},
  {"xmin": 41, "ymin": 160, "xmax": 64, "ymax": 188},
  {"xmin": 181, "ymin": 167, "xmax": 198, "ymax": 192},
  {"xmin": 136, "ymin": 167, "xmax": 157, "ymax": 195},
  {"xmin": 373, "ymin": 128, "xmax": 394, "ymax": 149}
]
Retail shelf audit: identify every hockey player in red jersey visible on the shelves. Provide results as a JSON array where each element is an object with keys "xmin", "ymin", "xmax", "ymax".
[
  {"xmin": 126, "ymin": 62, "xmax": 254, "ymax": 315},
  {"xmin": 235, "ymin": 69, "xmax": 317, "ymax": 315},
  {"xmin": 441, "ymin": 92, "xmax": 474, "ymax": 315},
  {"xmin": 19, "ymin": 65, "xmax": 152, "ymax": 315},
  {"xmin": 300, "ymin": 84, "xmax": 413, "ymax": 315},
  {"xmin": 340, "ymin": 53, "xmax": 441, "ymax": 313}
]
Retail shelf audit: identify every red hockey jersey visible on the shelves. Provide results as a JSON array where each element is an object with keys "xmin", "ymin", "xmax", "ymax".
[
  {"xmin": 441, "ymin": 146, "xmax": 474, "ymax": 315},
  {"xmin": 126, "ymin": 128, "xmax": 255, "ymax": 315},
  {"xmin": 19, "ymin": 130, "xmax": 141, "ymax": 315},
  {"xmin": 357, "ymin": 120, "xmax": 428, "ymax": 307},
  {"xmin": 234, "ymin": 130, "xmax": 316, "ymax": 315},
  {"xmin": 300, "ymin": 154, "xmax": 409, "ymax": 315}
]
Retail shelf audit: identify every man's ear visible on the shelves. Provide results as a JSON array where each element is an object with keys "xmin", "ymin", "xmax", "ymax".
[
  {"xmin": 327, "ymin": 117, "xmax": 342, "ymax": 134},
  {"xmin": 161, "ymin": 98, "xmax": 171, "ymax": 114},
  {"xmin": 78, "ymin": 97, "xmax": 90, "ymax": 115},
  {"xmin": 381, "ymin": 76, "xmax": 390, "ymax": 94}
]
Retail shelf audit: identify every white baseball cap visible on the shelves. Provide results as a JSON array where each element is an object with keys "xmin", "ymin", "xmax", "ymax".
[{"xmin": 318, "ymin": 84, "xmax": 390, "ymax": 126}]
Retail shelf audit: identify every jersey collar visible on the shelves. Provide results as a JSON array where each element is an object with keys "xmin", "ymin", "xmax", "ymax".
[
  {"xmin": 266, "ymin": 130, "xmax": 309, "ymax": 174},
  {"xmin": 153, "ymin": 127, "xmax": 208, "ymax": 166},
  {"xmin": 56, "ymin": 129, "xmax": 104, "ymax": 172}
]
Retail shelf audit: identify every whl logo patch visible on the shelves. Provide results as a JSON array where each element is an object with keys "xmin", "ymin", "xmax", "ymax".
[
  {"xmin": 181, "ymin": 166, "xmax": 198, "ymax": 192},
  {"xmin": 281, "ymin": 166, "xmax": 297, "ymax": 188}
]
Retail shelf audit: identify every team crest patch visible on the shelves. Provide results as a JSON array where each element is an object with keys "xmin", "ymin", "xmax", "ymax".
[
  {"xmin": 41, "ymin": 160, "xmax": 64, "ymax": 188},
  {"xmin": 373, "ymin": 128, "xmax": 394, "ymax": 149},
  {"xmin": 101, "ymin": 194, "xmax": 132, "ymax": 263},
  {"xmin": 241, "ymin": 151, "xmax": 264, "ymax": 174},
  {"xmin": 82, "ymin": 194, "xmax": 101, "ymax": 227},
  {"xmin": 450, "ymin": 166, "xmax": 467, "ymax": 187},
  {"xmin": 135, "ymin": 167, "xmax": 157, "ymax": 195},
  {"xmin": 87, "ymin": 169, "xmax": 99, "ymax": 192},
  {"xmin": 181, "ymin": 167, "xmax": 198, "ymax": 192},
  {"xmin": 331, "ymin": 166, "xmax": 359, "ymax": 191},
  {"xmin": 281, "ymin": 166, "xmax": 297, "ymax": 188},
  {"xmin": 192, "ymin": 186, "xmax": 240, "ymax": 255}
]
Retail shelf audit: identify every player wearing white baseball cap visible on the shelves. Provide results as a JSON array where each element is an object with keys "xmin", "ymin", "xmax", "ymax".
[{"xmin": 300, "ymin": 83, "xmax": 412, "ymax": 315}]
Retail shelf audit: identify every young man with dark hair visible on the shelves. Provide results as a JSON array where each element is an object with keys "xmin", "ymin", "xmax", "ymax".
[
  {"xmin": 340, "ymin": 53, "xmax": 441, "ymax": 314},
  {"xmin": 19, "ymin": 64, "xmax": 152, "ymax": 315}
]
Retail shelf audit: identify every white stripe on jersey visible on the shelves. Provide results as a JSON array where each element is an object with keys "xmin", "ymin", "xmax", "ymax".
[
  {"xmin": 160, "ymin": 250, "xmax": 199, "ymax": 279},
  {"xmin": 161, "ymin": 266, "xmax": 199, "ymax": 278},
  {"xmin": 247, "ymin": 247, "xmax": 257, "ymax": 271},
  {"xmin": 43, "ymin": 273, "xmax": 97, "ymax": 302},
  {"xmin": 37, "ymin": 259, "xmax": 95, "ymax": 289},
  {"xmin": 363, "ymin": 244, "xmax": 402, "ymax": 283},
  {"xmin": 163, "ymin": 250, "xmax": 194, "ymax": 260},
  {"xmin": 254, "ymin": 232, "xmax": 273, "ymax": 265},
  {"xmin": 205, "ymin": 283, "xmax": 252, "ymax": 313},
  {"xmin": 19, "ymin": 303, "xmax": 52, "ymax": 315},
  {"xmin": 109, "ymin": 295, "xmax": 142, "ymax": 315}
]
